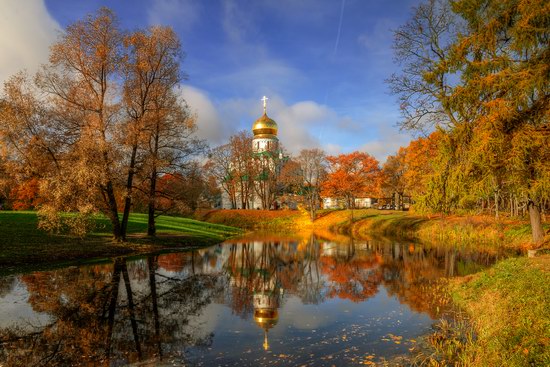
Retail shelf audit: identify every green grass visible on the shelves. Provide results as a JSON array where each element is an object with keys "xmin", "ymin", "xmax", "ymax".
[
  {"xmin": 354, "ymin": 212, "xmax": 427, "ymax": 238},
  {"xmin": 93, "ymin": 212, "xmax": 241, "ymax": 241},
  {"xmin": 432, "ymin": 256, "xmax": 550, "ymax": 366},
  {"xmin": 413, "ymin": 256, "xmax": 550, "ymax": 366},
  {"xmin": 312, "ymin": 209, "xmax": 425, "ymax": 239},
  {"xmin": 0, "ymin": 211, "xmax": 242, "ymax": 275}
]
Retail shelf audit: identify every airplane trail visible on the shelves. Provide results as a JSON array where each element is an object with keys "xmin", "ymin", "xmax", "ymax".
[{"xmin": 332, "ymin": 0, "xmax": 346, "ymax": 59}]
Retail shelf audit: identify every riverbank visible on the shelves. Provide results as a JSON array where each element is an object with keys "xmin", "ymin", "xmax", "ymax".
[
  {"xmin": 0, "ymin": 211, "xmax": 241, "ymax": 275},
  {"xmin": 199, "ymin": 208, "xmax": 549, "ymax": 250},
  {"xmin": 346, "ymin": 210, "xmax": 548, "ymax": 250},
  {"xmin": 418, "ymin": 255, "xmax": 550, "ymax": 366}
]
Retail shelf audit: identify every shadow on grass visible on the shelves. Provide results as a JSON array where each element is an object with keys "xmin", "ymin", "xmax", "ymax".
[
  {"xmin": 0, "ymin": 211, "xmax": 241, "ymax": 276},
  {"xmin": 354, "ymin": 214, "xmax": 428, "ymax": 241}
]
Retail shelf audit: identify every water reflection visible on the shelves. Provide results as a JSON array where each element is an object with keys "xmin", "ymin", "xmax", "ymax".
[{"xmin": 0, "ymin": 234, "xmax": 510, "ymax": 366}]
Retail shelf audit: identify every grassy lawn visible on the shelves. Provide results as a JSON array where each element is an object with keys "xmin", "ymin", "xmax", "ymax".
[
  {"xmin": 0, "ymin": 211, "xmax": 241, "ymax": 275},
  {"xmin": 423, "ymin": 255, "xmax": 550, "ymax": 366}
]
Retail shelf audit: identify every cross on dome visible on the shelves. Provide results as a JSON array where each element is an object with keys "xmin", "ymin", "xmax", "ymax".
[{"xmin": 261, "ymin": 96, "xmax": 269, "ymax": 114}]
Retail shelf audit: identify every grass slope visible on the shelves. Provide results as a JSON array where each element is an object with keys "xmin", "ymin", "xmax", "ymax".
[
  {"xmin": 0, "ymin": 211, "xmax": 241, "ymax": 274},
  {"xmin": 445, "ymin": 256, "xmax": 550, "ymax": 366},
  {"xmin": 196, "ymin": 209, "xmax": 307, "ymax": 231},
  {"xmin": 317, "ymin": 209, "xmax": 545, "ymax": 249}
]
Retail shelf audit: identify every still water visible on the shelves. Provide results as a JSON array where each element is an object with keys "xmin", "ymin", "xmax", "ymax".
[{"xmin": 0, "ymin": 233, "xmax": 510, "ymax": 366}]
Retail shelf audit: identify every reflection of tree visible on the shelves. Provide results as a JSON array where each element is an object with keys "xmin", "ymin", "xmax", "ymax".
[
  {"xmin": 295, "ymin": 234, "xmax": 324, "ymax": 304},
  {"xmin": 0, "ymin": 235, "xmax": 507, "ymax": 365},
  {"xmin": 320, "ymin": 241, "xmax": 382, "ymax": 302},
  {"xmin": 1, "ymin": 266, "xmax": 113, "ymax": 365},
  {"xmin": 0, "ymin": 254, "xmax": 222, "ymax": 366},
  {"xmin": 0, "ymin": 276, "xmax": 15, "ymax": 298},
  {"xmin": 375, "ymin": 242, "xmax": 502, "ymax": 317}
]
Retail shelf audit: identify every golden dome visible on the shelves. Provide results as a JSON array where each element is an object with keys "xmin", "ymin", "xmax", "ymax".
[
  {"xmin": 254, "ymin": 308, "xmax": 279, "ymax": 330},
  {"xmin": 252, "ymin": 113, "xmax": 278, "ymax": 138}
]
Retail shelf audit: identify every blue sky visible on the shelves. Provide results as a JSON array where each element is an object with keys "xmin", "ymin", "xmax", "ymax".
[{"xmin": 1, "ymin": 0, "xmax": 420, "ymax": 161}]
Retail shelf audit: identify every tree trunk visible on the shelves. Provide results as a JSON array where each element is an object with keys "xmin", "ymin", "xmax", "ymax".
[
  {"xmin": 148, "ymin": 256, "xmax": 162, "ymax": 359},
  {"xmin": 528, "ymin": 199, "xmax": 544, "ymax": 246},
  {"xmin": 121, "ymin": 145, "xmax": 138, "ymax": 240},
  {"xmin": 494, "ymin": 190, "xmax": 499, "ymax": 219},
  {"xmin": 105, "ymin": 181, "xmax": 122, "ymax": 241},
  {"xmin": 122, "ymin": 260, "xmax": 142, "ymax": 359},
  {"xmin": 106, "ymin": 258, "xmax": 123, "ymax": 361},
  {"xmin": 148, "ymin": 166, "xmax": 157, "ymax": 236},
  {"xmin": 309, "ymin": 192, "xmax": 317, "ymax": 221}
]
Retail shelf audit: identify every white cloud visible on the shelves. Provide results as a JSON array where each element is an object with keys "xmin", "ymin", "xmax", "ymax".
[
  {"xmin": 147, "ymin": 0, "xmax": 200, "ymax": 30},
  {"xmin": 221, "ymin": 0, "xmax": 254, "ymax": 44},
  {"xmin": 0, "ymin": 0, "xmax": 61, "ymax": 86},
  {"xmin": 359, "ymin": 127, "xmax": 412, "ymax": 163},
  {"xmin": 180, "ymin": 85, "xmax": 232, "ymax": 146},
  {"xmin": 324, "ymin": 143, "xmax": 343, "ymax": 155},
  {"xmin": 178, "ymin": 88, "xmax": 409, "ymax": 161},
  {"xmin": 273, "ymin": 101, "xmax": 333, "ymax": 154},
  {"xmin": 204, "ymin": 59, "xmax": 303, "ymax": 95},
  {"xmin": 357, "ymin": 18, "xmax": 396, "ymax": 57}
]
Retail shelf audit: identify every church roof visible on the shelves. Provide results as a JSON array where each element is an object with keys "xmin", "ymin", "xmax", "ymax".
[{"xmin": 252, "ymin": 113, "xmax": 278, "ymax": 137}]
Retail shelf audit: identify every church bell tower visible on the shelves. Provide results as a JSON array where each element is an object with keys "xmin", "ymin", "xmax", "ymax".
[{"xmin": 252, "ymin": 96, "xmax": 279, "ymax": 153}]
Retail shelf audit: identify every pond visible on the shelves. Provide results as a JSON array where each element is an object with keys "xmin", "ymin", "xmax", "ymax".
[{"xmin": 0, "ymin": 233, "xmax": 512, "ymax": 366}]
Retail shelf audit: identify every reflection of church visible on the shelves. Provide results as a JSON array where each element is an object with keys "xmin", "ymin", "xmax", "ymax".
[
  {"xmin": 253, "ymin": 272, "xmax": 281, "ymax": 351},
  {"xmin": 226, "ymin": 241, "xmax": 283, "ymax": 350}
]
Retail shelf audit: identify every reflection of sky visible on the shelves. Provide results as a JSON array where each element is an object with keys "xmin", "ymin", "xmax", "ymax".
[
  {"xmin": 184, "ymin": 286, "xmax": 433, "ymax": 365},
  {"xmin": 0, "ymin": 236, "xmax": 504, "ymax": 366},
  {"xmin": 0, "ymin": 279, "xmax": 51, "ymax": 330}
]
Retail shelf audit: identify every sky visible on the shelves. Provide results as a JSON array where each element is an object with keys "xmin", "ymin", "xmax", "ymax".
[{"xmin": 0, "ymin": 0, "xmax": 421, "ymax": 162}]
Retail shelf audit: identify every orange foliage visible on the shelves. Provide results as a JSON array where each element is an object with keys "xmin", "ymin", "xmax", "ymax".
[
  {"xmin": 321, "ymin": 151, "xmax": 381, "ymax": 205},
  {"xmin": 158, "ymin": 253, "xmax": 187, "ymax": 272},
  {"xmin": 10, "ymin": 177, "xmax": 42, "ymax": 210},
  {"xmin": 320, "ymin": 255, "xmax": 382, "ymax": 302},
  {"xmin": 401, "ymin": 131, "xmax": 442, "ymax": 198}
]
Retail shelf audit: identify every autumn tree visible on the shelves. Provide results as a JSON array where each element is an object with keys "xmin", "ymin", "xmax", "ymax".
[
  {"xmin": 401, "ymin": 131, "xmax": 441, "ymax": 201},
  {"xmin": 1, "ymin": 8, "xmax": 203, "ymax": 239},
  {"xmin": 0, "ymin": 74, "xmax": 60, "ymax": 210},
  {"xmin": 253, "ymin": 149, "xmax": 282, "ymax": 210},
  {"xmin": 277, "ymin": 157, "xmax": 303, "ymax": 208},
  {"xmin": 150, "ymin": 163, "xmax": 209, "ymax": 214},
  {"xmin": 229, "ymin": 131, "xmax": 255, "ymax": 209},
  {"xmin": 142, "ymin": 90, "xmax": 205, "ymax": 236},
  {"xmin": 387, "ymin": 0, "xmax": 462, "ymax": 131},
  {"xmin": 296, "ymin": 149, "xmax": 326, "ymax": 220},
  {"xmin": 381, "ymin": 148, "xmax": 407, "ymax": 209},
  {"xmin": 387, "ymin": 0, "xmax": 471, "ymax": 215},
  {"xmin": 120, "ymin": 26, "xmax": 185, "ymax": 237},
  {"xmin": 32, "ymin": 8, "xmax": 125, "ymax": 238},
  {"xmin": 391, "ymin": 0, "xmax": 549, "ymax": 245},
  {"xmin": 447, "ymin": 0, "xmax": 550, "ymax": 244},
  {"xmin": 0, "ymin": 155, "xmax": 10, "ymax": 208},
  {"xmin": 207, "ymin": 144, "xmax": 238, "ymax": 209},
  {"xmin": 321, "ymin": 152, "xmax": 381, "ymax": 215}
]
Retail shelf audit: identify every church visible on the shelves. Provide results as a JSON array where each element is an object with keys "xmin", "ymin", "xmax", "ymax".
[{"xmin": 220, "ymin": 97, "xmax": 285, "ymax": 210}]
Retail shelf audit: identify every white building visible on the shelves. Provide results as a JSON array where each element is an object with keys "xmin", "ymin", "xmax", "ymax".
[{"xmin": 322, "ymin": 197, "xmax": 375, "ymax": 209}]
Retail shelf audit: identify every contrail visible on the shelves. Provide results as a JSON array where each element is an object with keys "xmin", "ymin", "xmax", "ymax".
[{"xmin": 332, "ymin": 0, "xmax": 346, "ymax": 58}]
